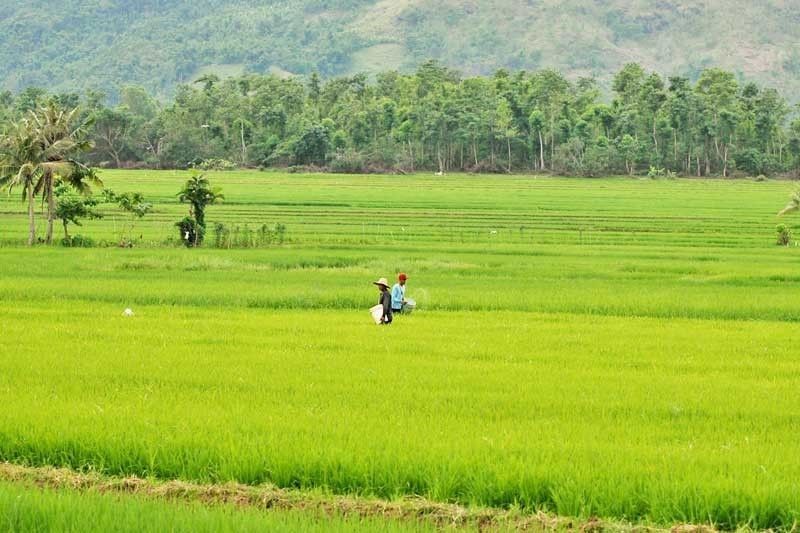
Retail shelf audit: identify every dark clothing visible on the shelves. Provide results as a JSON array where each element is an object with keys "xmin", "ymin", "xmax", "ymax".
[{"xmin": 379, "ymin": 290, "xmax": 393, "ymax": 324}]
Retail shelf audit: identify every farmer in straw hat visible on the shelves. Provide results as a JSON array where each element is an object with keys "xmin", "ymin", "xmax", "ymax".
[{"xmin": 373, "ymin": 277, "xmax": 393, "ymax": 325}]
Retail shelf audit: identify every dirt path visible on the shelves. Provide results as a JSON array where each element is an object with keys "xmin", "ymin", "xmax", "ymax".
[{"xmin": 0, "ymin": 462, "xmax": 712, "ymax": 531}]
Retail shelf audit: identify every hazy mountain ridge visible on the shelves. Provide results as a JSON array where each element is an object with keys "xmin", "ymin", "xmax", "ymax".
[{"xmin": 2, "ymin": 0, "xmax": 799, "ymax": 98}]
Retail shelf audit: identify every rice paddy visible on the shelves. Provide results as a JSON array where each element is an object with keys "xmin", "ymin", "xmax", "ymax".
[
  {"xmin": 0, "ymin": 480, "xmax": 432, "ymax": 533},
  {"xmin": 0, "ymin": 171, "xmax": 799, "ymax": 530}
]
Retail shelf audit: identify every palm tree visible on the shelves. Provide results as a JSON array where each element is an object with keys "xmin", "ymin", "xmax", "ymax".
[
  {"xmin": 30, "ymin": 103, "xmax": 101, "ymax": 244},
  {"xmin": 0, "ymin": 121, "xmax": 40, "ymax": 245},
  {"xmin": 177, "ymin": 173, "xmax": 224, "ymax": 247},
  {"xmin": 1, "ymin": 102, "xmax": 100, "ymax": 245},
  {"xmin": 778, "ymin": 190, "xmax": 800, "ymax": 217}
]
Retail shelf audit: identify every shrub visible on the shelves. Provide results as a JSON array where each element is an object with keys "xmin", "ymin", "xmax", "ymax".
[
  {"xmin": 465, "ymin": 161, "xmax": 507, "ymax": 174},
  {"xmin": 287, "ymin": 165, "xmax": 325, "ymax": 174},
  {"xmin": 329, "ymin": 150, "xmax": 366, "ymax": 174},
  {"xmin": 776, "ymin": 224, "xmax": 792, "ymax": 246},
  {"xmin": 60, "ymin": 234, "xmax": 95, "ymax": 248},
  {"xmin": 176, "ymin": 217, "xmax": 202, "ymax": 248},
  {"xmin": 213, "ymin": 223, "xmax": 230, "ymax": 249},
  {"xmin": 193, "ymin": 158, "xmax": 237, "ymax": 171}
]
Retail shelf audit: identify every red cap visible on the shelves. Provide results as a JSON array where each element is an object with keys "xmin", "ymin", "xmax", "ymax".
[{"xmin": 398, "ymin": 273, "xmax": 408, "ymax": 281}]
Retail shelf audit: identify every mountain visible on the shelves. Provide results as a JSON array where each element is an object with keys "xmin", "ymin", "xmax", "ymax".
[{"xmin": 3, "ymin": 0, "xmax": 800, "ymax": 99}]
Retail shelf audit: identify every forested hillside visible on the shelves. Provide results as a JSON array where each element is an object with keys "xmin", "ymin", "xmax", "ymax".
[
  {"xmin": 2, "ymin": 0, "xmax": 800, "ymax": 98},
  {"xmin": 3, "ymin": 62, "xmax": 798, "ymax": 177}
]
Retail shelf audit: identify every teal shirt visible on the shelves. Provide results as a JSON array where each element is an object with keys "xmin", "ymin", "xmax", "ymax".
[{"xmin": 391, "ymin": 283, "xmax": 405, "ymax": 310}]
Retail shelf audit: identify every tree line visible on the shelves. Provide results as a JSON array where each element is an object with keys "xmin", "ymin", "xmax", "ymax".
[{"xmin": 1, "ymin": 61, "xmax": 799, "ymax": 177}]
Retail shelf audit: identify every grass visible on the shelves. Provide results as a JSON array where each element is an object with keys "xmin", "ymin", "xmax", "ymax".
[
  {"xmin": 0, "ymin": 462, "xmax": 596, "ymax": 530},
  {"xmin": 0, "ymin": 171, "xmax": 799, "ymax": 529},
  {"xmin": 0, "ymin": 480, "xmax": 432, "ymax": 532}
]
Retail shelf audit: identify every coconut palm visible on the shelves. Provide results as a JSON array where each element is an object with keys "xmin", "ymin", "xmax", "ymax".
[
  {"xmin": 1, "ymin": 103, "xmax": 100, "ymax": 244},
  {"xmin": 0, "ymin": 121, "xmax": 40, "ymax": 245},
  {"xmin": 30, "ymin": 103, "xmax": 101, "ymax": 243},
  {"xmin": 778, "ymin": 189, "xmax": 800, "ymax": 217}
]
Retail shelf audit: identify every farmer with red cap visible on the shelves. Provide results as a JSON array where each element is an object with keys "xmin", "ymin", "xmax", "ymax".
[{"xmin": 391, "ymin": 273, "xmax": 409, "ymax": 314}]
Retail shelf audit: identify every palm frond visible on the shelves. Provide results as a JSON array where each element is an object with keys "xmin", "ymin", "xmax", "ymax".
[{"xmin": 778, "ymin": 190, "xmax": 800, "ymax": 217}]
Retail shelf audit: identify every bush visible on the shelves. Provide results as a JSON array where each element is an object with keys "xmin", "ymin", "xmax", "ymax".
[
  {"xmin": 329, "ymin": 150, "xmax": 366, "ymax": 174},
  {"xmin": 582, "ymin": 142, "xmax": 619, "ymax": 177},
  {"xmin": 193, "ymin": 159, "xmax": 238, "ymax": 171},
  {"xmin": 736, "ymin": 149, "xmax": 781, "ymax": 177},
  {"xmin": 176, "ymin": 217, "xmax": 202, "ymax": 248},
  {"xmin": 551, "ymin": 138, "xmax": 586, "ymax": 175},
  {"xmin": 287, "ymin": 165, "xmax": 325, "ymax": 174},
  {"xmin": 213, "ymin": 222, "xmax": 229, "ymax": 249},
  {"xmin": 60, "ymin": 234, "xmax": 95, "ymax": 248},
  {"xmin": 465, "ymin": 161, "xmax": 508, "ymax": 174},
  {"xmin": 776, "ymin": 224, "xmax": 792, "ymax": 246}
]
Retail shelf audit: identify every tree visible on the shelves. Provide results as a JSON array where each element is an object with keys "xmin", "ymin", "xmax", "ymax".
[
  {"xmin": 613, "ymin": 63, "xmax": 646, "ymax": 107},
  {"xmin": 2, "ymin": 64, "xmax": 797, "ymax": 178},
  {"xmin": 496, "ymin": 99, "xmax": 517, "ymax": 172},
  {"xmin": 103, "ymin": 190, "xmax": 152, "ymax": 246},
  {"xmin": 177, "ymin": 173, "xmax": 223, "ymax": 247},
  {"xmin": 0, "ymin": 121, "xmax": 40, "ymax": 245},
  {"xmin": 29, "ymin": 102, "xmax": 101, "ymax": 244},
  {"xmin": 695, "ymin": 69, "xmax": 740, "ymax": 177},
  {"xmin": 293, "ymin": 123, "xmax": 331, "ymax": 166},
  {"xmin": 619, "ymin": 134, "xmax": 640, "ymax": 175},
  {"xmin": 788, "ymin": 117, "xmax": 800, "ymax": 178},
  {"xmin": 528, "ymin": 108, "xmax": 546, "ymax": 170},
  {"xmin": 530, "ymin": 69, "xmax": 571, "ymax": 166},
  {"xmin": 666, "ymin": 76, "xmax": 695, "ymax": 172},
  {"xmin": 55, "ymin": 184, "xmax": 102, "ymax": 242},
  {"xmin": 92, "ymin": 107, "xmax": 133, "ymax": 167},
  {"xmin": 14, "ymin": 87, "xmax": 46, "ymax": 114},
  {"xmin": 640, "ymin": 73, "xmax": 667, "ymax": 159},
  {"xmin": 1, "ymin": 102, "xmax": 100, "ymax": 245},
  {"xmin": 195, "ymin": 74, "xmax": 220, "ymax": 93}
]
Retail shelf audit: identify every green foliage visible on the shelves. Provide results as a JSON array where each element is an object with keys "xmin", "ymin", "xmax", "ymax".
[
  {"xmin": 212, "ymin": 222, "xmax": 287, "ymax": 248},
  {"xmin": 0, "ymin": 481, "xmax": 426, "ymax": 532},
  {"xmin": 194, "ymin": 158, "xmax": 237, "ymax": 171},
  {"xmin": 329, "ymin": 149, "xmax": 368, "ymax": 173},
  {"xmin": 293, "ymin": 124, "xmax": 332, "ymax": 166},
  {"xmin": 778, "ymin": 189, "xmax": 800, "ymax": 217},
  {"xmin": 0, "ymin": 101, "xmax": 99, "ymax": 245},
  {"xmin": 116, "ymin": 193, "xmax": 153, "ymax": 219},
  {"xmin": 177, "ymin": 173, "xmax": 223, "ymax": 247},
  {"xmin": 3, "ymin": 0, "xmax": 800, "ymax": 106},
  {"xmin": 3, "ymin": 61, "xmax": 799, "ymax": 181},
  {"xmin": 60, "ymin": 234, "xmax": 95, "ymax": 248},
  {"xmin": 776, "ymin": 224, "xmax": 792, "ymax": 246},
  {"xmin": 54, "ymin": 184, "xmax": 102, "ymax": 241},
  {"xmin": 176, "ymin": 216, "xmax": 202, "ymax": 248},
  {"xmin": 103, "ymin": 189, "xmax": 153, "ymax": 246}
]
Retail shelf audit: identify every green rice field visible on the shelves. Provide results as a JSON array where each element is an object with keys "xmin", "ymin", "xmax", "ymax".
[
  {"xmin": 0, "ymin": 481, "xmax": 430, "ymax": 532},
  {"xmin": 1, "ymin": 171, "xmax": 799, "ymax": 530}
]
